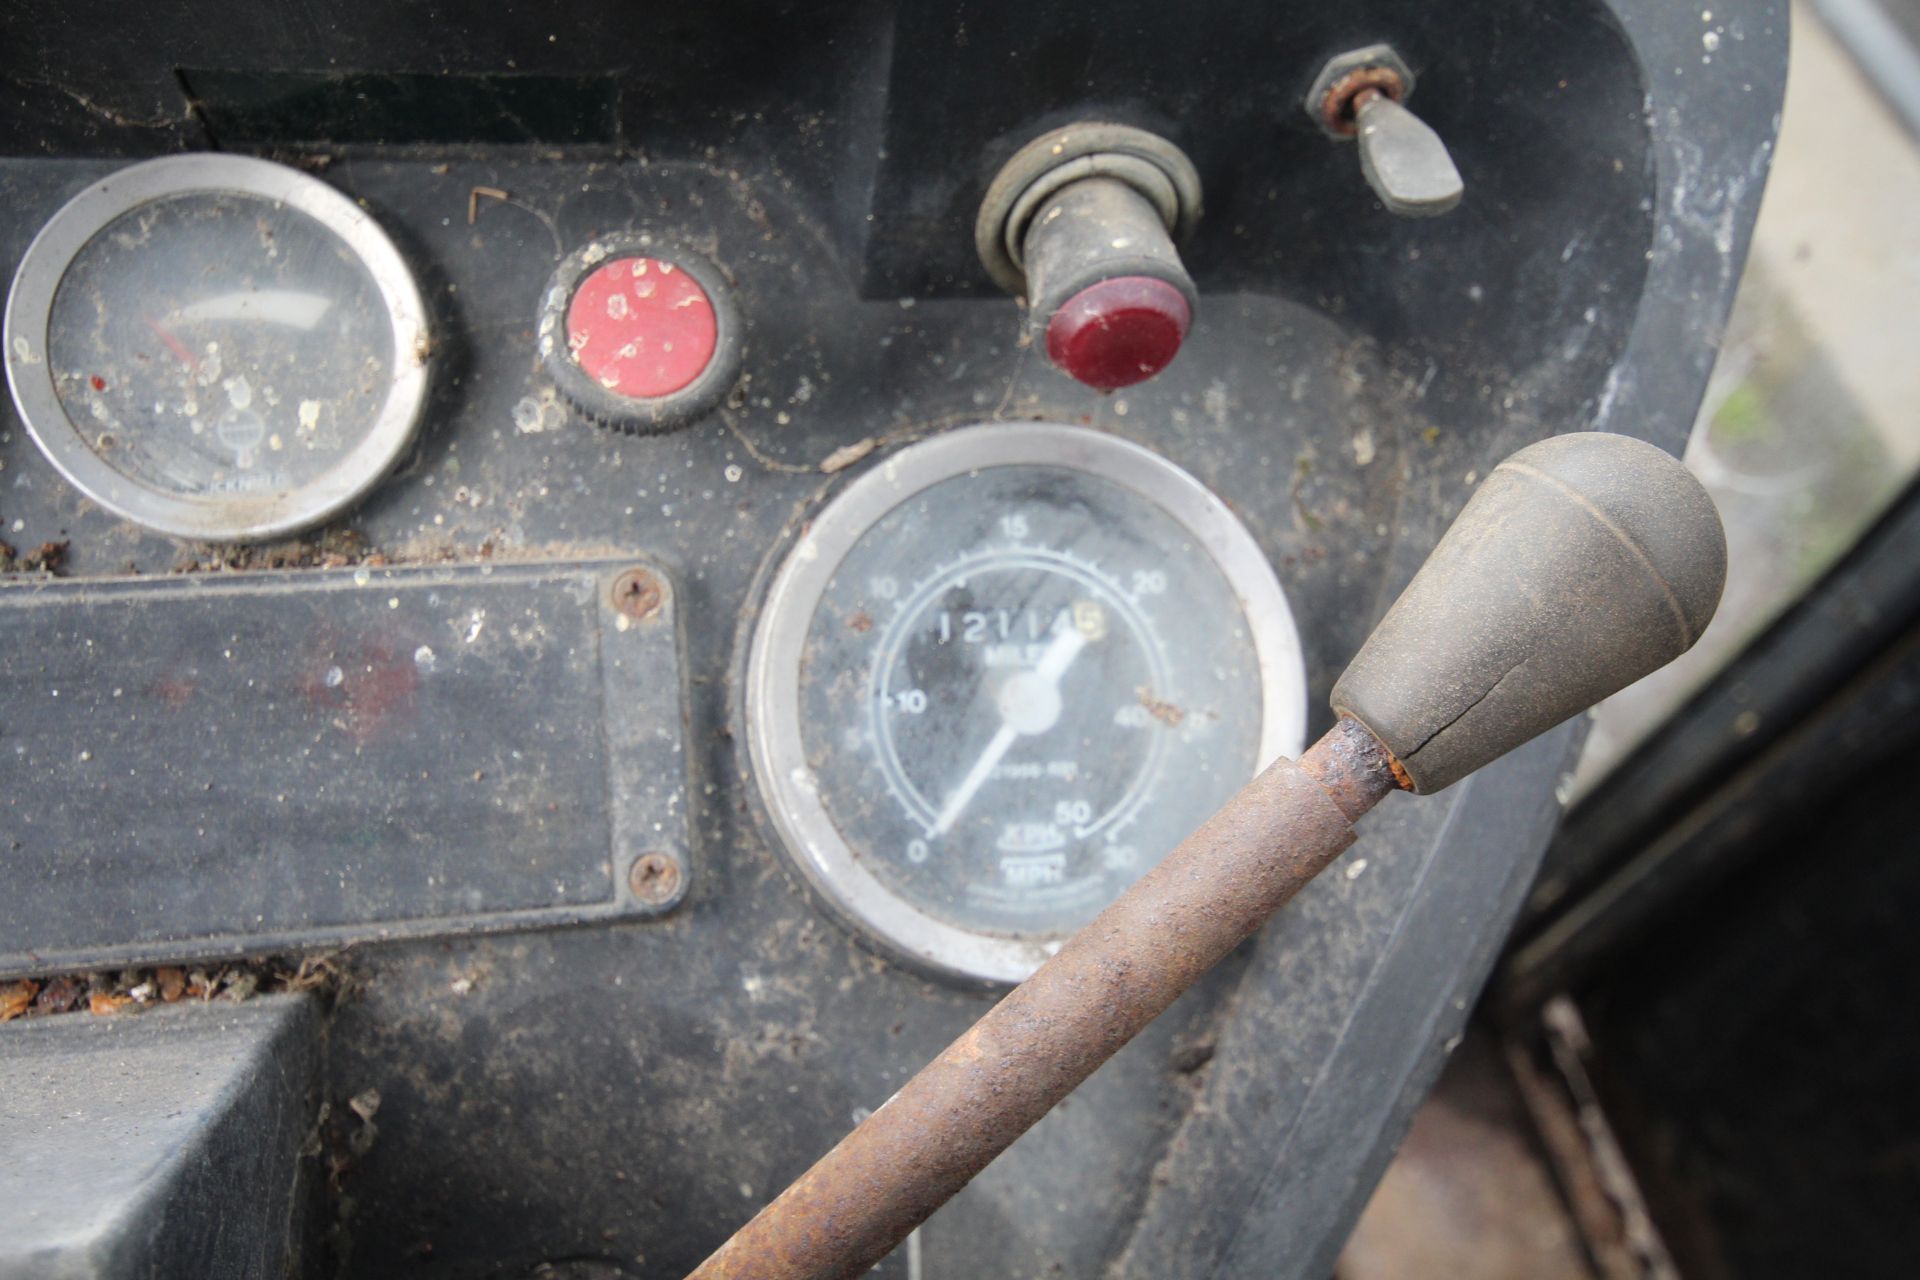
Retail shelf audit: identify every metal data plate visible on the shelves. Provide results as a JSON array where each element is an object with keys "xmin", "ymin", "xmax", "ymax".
[{"xmin": 0, "ymin": 558, "xmax": 688, "ymax": 977}]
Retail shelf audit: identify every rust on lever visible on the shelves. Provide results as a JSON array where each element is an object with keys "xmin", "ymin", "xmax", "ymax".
[{"xmin": 687, "ymin": 715, "xmax": 1408, "ymax": 1280}]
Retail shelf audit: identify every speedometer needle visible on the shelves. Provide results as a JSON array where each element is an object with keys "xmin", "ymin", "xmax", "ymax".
[
  {"xmin": 929, "ymin": 622, "xmax": 1089, "ymax": 837},
  {"xmin": 931, "ymin": 724, "xmax": 1019, "ymax": 839}
]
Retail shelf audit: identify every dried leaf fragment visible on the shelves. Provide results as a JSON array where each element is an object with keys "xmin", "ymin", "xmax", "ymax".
[
  {"xmin": 819, "ymin": 438, "xmax": 877, "ymax": 474},
  {"xmin": 0, "ymin": 980, "xmax": 38, "ymax": 1022}
]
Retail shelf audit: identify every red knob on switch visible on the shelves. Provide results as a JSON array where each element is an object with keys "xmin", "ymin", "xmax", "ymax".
[
  {"xmin": 537, "ymin": 235, "xmax": 743, "ymax": 435},
  {"xmin": 1016, "ymin": 175, "xmax": 1198, "ymax": 392},
  {"xmin": 1044, "ymin": 275, "xmax": 1192, "ymax": 392},
  {"xmin": 564, "ymin": 256, "xmax": 720, "ymax": 399},
  {"xmin": 977, "ymin": 124, "xmax": 1204, "ymax": 393}
]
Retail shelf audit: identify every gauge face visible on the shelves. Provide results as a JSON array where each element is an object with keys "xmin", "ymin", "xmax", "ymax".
[
  {"xmin": 4, "ymin": 155, "xmax": 428, "ymax": 542},
  {"xmin": 748, "ymin": 424, "xmax": 1307, "ymax": 983},
  {"xmin": 47, "ymin": 192, "xmax": 394, "ymax": 497}
]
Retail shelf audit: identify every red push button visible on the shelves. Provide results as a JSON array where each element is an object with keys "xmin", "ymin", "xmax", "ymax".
[
  {"xmin": 564, "ymin": 257, "xmax": 718, "ymax": 399},
  {"xmin": 1043, "ymin": 276, "xmax": 1192, "ymax": 392}
]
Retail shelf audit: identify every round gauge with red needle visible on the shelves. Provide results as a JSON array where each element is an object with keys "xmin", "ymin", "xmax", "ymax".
[{"xmin": 3, "ymin": 155, "xmax": 429, "ymax": 542}]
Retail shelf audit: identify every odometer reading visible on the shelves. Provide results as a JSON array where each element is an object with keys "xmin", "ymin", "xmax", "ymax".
[{"xmin": 749, "ymin": 425, "xmax": 1306, "ymax": 983}]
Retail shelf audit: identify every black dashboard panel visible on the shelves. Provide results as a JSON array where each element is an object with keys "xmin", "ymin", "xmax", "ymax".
[{"xmin": 0, "ymin": 2, "xmax": 1784, "ymax": 1276}]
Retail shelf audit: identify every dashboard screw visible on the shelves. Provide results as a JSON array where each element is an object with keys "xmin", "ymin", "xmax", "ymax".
[
  {"xmin": 628, "ymin": 852, "xmax": 682, "ymax": 906},
  {"xmin": 612, "ymin": 567, "xmax": 666, "ymax": 622}
]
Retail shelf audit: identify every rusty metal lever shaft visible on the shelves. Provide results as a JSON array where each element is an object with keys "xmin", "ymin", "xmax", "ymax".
[{"xmin": 688, "ymin": 717, "xmax": 1405, "ymax": 1280}]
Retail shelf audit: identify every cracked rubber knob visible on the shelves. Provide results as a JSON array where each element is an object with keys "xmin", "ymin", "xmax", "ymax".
[{"xmin": 1331, "ymin": 433, "xmax": 1726, "ymax": 793}]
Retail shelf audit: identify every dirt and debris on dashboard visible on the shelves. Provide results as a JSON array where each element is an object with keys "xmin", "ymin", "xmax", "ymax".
[
  {"xmin": 171, "ymin": 526, "xmax": 380, "ymax": 573},
  {"xmin": 1135, "ymin": 685, "xmax": 1188, "ymax": 728},
  {"xmin": 0, "ymin": 953, "xmax": 349, "ymax": 1023},
  {"xmin": 0, "ymin": 538, "xmax": 70, "ymax": 575},
  {"xmin": 167, "ymin": 526, "xmax": 501, "ymax": 575}
]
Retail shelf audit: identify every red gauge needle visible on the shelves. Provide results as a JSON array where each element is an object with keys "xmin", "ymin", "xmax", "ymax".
[{"xmin": 144, "ymin": 316, "xmax": 199, "ymax": 372}]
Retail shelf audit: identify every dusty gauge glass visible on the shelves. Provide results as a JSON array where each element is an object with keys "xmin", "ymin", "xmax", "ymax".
[
  {"xmin": 747, "ymin": 424, "xmax": 1308, "ymax": 983},
  {"xmin": 4, "ymin": 155, "xmax": 429, "ymax": 541}
]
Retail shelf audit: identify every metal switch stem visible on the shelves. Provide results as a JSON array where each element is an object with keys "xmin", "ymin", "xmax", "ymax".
[
  {"xmin": 1306, "ymin": 44, "xmax": 1464, "ymax": 219},
  {"xmin": 1353, "ymin": 90, "xmax": 1464, "ymax": 217}
]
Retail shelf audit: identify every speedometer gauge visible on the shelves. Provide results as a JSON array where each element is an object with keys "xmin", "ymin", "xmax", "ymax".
[
  {"xmin": 746, "ymin": 424, "xmax": 1307, "ymax": 983},
  {"xmin": 4, "ymin": 155, "xmax": 428, "ymax": 542}
]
